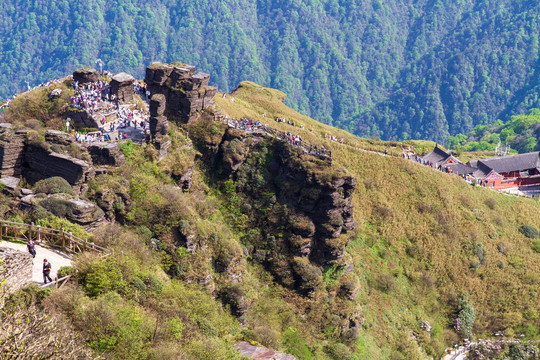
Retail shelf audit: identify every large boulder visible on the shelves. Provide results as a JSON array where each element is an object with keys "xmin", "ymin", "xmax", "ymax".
[
  {"xmin": 87, "ymin": 142, "xmax": 125, "ymax": 166},
  {"xmin": 235, "ymin": 342, "xmax": 297, "ymax": 360},
  {"xmin": 110, "ymin": 72, "xmax": 135, "ymax": 103},
  {"xmin": 65, "ymin": 109, "xmax": 100, "ymax": 129},
  {"xmin": 145, "ymin": 63, "xmax": 174, "ymax": 86},
  {"xmin": 33, "ymin": 193, "xmax": 105, "ymax": 229},
  {"xmin": 73, "ymin": 68, "xmax": 99, "ymax": 84}
]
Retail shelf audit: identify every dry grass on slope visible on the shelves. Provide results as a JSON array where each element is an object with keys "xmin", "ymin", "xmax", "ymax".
[{"xmin": 215, "ymin": 82, "xmax": 540, "ymax": 354}]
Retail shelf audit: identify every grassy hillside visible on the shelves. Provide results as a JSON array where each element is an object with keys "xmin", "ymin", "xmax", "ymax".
[
  {"xmin": 1, "ymin": 79, "xmax": 539, "ymax": 360},
  {"xmin": 216, "ymin": 82, "xmax": 540, "ymax": 357}
]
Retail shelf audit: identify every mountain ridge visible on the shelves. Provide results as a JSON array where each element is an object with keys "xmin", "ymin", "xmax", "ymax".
[{"xmin": 1, "ymin": 0, "xmax": 539, "ymax": 142}]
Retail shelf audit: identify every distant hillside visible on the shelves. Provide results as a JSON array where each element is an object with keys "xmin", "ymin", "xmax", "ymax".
[
  {"xmin": 447, "ymin": 108, "xmax": 540, "ymax": 154},
  {"xmin": 1, "ymin": 0, "xmax": 539, "ymax": 142}
]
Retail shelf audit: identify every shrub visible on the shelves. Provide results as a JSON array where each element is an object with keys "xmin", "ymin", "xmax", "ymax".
[
  {"xmin": 325, "ymin": 343, "xmax": 354, "ymax": 360},
  {"xmin": 57, "ymin": 266, "xmax": 76, "ymax": 279},
  {"xmin": 363, "ymin": 177, "xmax": 376, "ymax": 190},
  {"xmin": 292, "ymin": 257, "xmax": 323, "ymax": 292},
  {"xmin": 253, "ymin": 325, "xmax": 280, "ymax": 349},
  {"xmin": 371, "ymin": 274, "xmax": 396, "ymax": 293},
  {"xmin": 167, "ymin": 317, "xmax": 183, "ymax": 340},
  {"xmin": 283, "ymin": 327, "xmax": 313, "ymax": 360},
  {"xmin": 455, "ymin": 294, "xmax": 475, "ymax": 339},
  {"xmin": 37, "ymin": 197, "xmax": 75, "ymax": 218},
  {"xmin": 532, "ymin": 240, "xmax": 540, "ymax": 253},
  {"xmin": 77, "ymin": 258, "xmax": 129, "ymax": 297},
  {"xmin": 484, "ymin": 197, "xmax": 497, "ymax": 209},
  {"xmin": 119, "ymin": 140, "xmax": 135, "ymax": 157},
  {"xmin": 196, "ymin": 317, "xmax": 219, "ymax": 337},
  {"xmin": 34, "ymin": 177, "xmax": 75, "ymax": 195},
  {"xmin": 519, "ymin": 225, "xmax": 540, "ymax": 239}
]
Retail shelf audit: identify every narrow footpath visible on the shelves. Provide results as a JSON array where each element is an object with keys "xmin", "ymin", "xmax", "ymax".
[{"xmin": 0, "ymin": 240, "xmax": 72, "ymax": 285}]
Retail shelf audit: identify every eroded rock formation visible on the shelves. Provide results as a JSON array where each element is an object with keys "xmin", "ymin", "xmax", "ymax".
[
  {"xmin": 149, "ymin": 94, "xmax": 171, "ymax": 160},
  {"xmin": 23, "ymin": 146, "xmax": 95, "ymax": 195},
  {"xmin": 145, "ymin": 62, "xmax": 217, "ymax": 124},
  {"xmin": 73, "ymin": 68, "xmax": 99, "ymax": 84},
  {"xmin": 87, "ymin": 142, "xmax": 125, "ymax": 166},
  {"xmin": 0, "ymin": 124, "xmax": 25, "ymax": 177},
  {"xmin": 110, "ymin": 72, "xmax": 135, "ymax": 103}
]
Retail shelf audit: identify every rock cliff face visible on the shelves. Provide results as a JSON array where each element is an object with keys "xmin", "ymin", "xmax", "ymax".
[
  {"xmin": 271, "ymin": 142, "xmax": 357, "ymax": 262},
  {"xmin": 194, "ymin": 125, "xmax": 357, "ymax": 293},
  {"xmin": 145, "ymin": 62, "xmax": 217, "ymax": 124},
  {"xmin": 23, "ymin": 146, "xmax": 95, "ymax": 195},
  {"xmin": 0, "ymin": 124, "xmax": 25, "ymax": 177},
  {"xmin": 87, "ymin": 142, "xmax": 125, "ymax": 166}
]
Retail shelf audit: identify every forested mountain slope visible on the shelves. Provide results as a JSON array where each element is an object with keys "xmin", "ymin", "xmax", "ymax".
[{"xmin": 1, "ymin": 0, "xmax": 539, "ymax": 142}]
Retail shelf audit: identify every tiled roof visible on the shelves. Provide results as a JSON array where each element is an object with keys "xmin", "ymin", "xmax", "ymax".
[
  {"xmin": 422, "ymin": 146, "xmax": 451, "ymax": 165},
  {"xmin": 445, "ymin": 162, "xmax": 476, "ymax": 175},
  {"xmin": 477, "ymin": 152, "xmax": 540, "ymax": 174}
]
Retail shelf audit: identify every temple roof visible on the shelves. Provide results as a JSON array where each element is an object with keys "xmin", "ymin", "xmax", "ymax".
[
  {"xmin": 477, "ymin": 152, "xmax": 540, "ymax": 174},
  {"xmin": 422, "ymin": 145, "xmax": 452, "ymax": 166},
  {"xmin": 445, "ymin": 162, "xmax": 476, "ymax": 175}
]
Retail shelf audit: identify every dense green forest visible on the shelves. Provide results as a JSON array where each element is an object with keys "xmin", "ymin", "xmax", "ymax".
[
  {"xmin": 447, "ymin": 108, "xmax": 540, "ymax": 154},
  {"xmin": 1, "ymin": 0, "xmax": 539, "ymax": 142}
]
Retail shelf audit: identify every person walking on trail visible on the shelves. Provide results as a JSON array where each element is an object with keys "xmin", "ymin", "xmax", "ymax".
[
  {"xmin": 43, "ymin": 259, "xmax": 52, "ymax": 284},
  {"xmin": 27, "ymin": 239, "xmax": 36, "ymax": 258}
]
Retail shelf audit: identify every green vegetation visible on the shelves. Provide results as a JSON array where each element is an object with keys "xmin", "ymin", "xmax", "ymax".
[
  {"xmin": 1, "ymin": 1, "xmax": 539, "ymax": 142},
  {"xmin": 34, "ymin": 176, "xmax": 76, "ymax": 196},
  {"xmin": 447, "ymin": 109, "xmax": 540, "ymax": 154},
  {"xmin": 1, "ymin": 79, "xmax": 539, "ymax": 359}
]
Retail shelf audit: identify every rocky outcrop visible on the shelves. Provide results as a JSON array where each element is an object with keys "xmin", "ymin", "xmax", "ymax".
[
  {"xmin": 73, "ymin": 68, "xmax": 99, "ymax": 84},
  {"xmin": 235, "ymin": 342, "xmax": 297, "ymax": 360},
  {"xmin": 65, "ymin": 109, "xmax": 99, "ymax": 129},
  {"xmin": 149, "ymin": 94, "xmax": 170, "ymax": 160},
  {"xmin": 110, "ymin": 72, "xmax": 135, "ymax": 103},
  {"xmin": 0, "ymin": 247, "xmax": 33, "ymax": 294},
  {"xmin": 207, "ymin": 134, "xmax": 356, "ymax": 294},
  {"xmin": 23, "ymin": 145, "xmax": 95, "ymax": 195},
  {"xmin": 145, "ymin": 62, "xmax": 217, "ymax": 124},
  {"xmin": 0, "ymin": 124, "xmax": 26, "ymax": 177},
  {"xmin": 21, "ymin": 193, "xmax": 105, "ymax": 229},
  {"xmin": 87, "ymin": 142, "xmax": 125, "ymax": 166}
]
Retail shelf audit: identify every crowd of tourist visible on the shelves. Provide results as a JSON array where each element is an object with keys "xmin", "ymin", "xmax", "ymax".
[
  {"xmin": 133, "ymin": 82, "xmax": 150, "ymax": 99},
  {"xmin": 71, "ymin": 80, "xmax": 117, "ymax": 112}
]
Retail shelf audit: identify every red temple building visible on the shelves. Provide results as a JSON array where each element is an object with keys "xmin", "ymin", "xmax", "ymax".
[{"xmin": 421, "ymin": 146, "xmax": 540, "ymax": 191}]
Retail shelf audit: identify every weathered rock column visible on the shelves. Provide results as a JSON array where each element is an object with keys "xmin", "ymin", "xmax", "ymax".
[
  {"xmin": 149, "ymin": 94, "xmax": 170, "ymax": 160},
  {"xmin": 110, "ymin": 72, "xmax": 135, "ymax": 103},
  {"xmin": 0, "ymin": 124, "xmax": 26, "ymax": 178}
]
